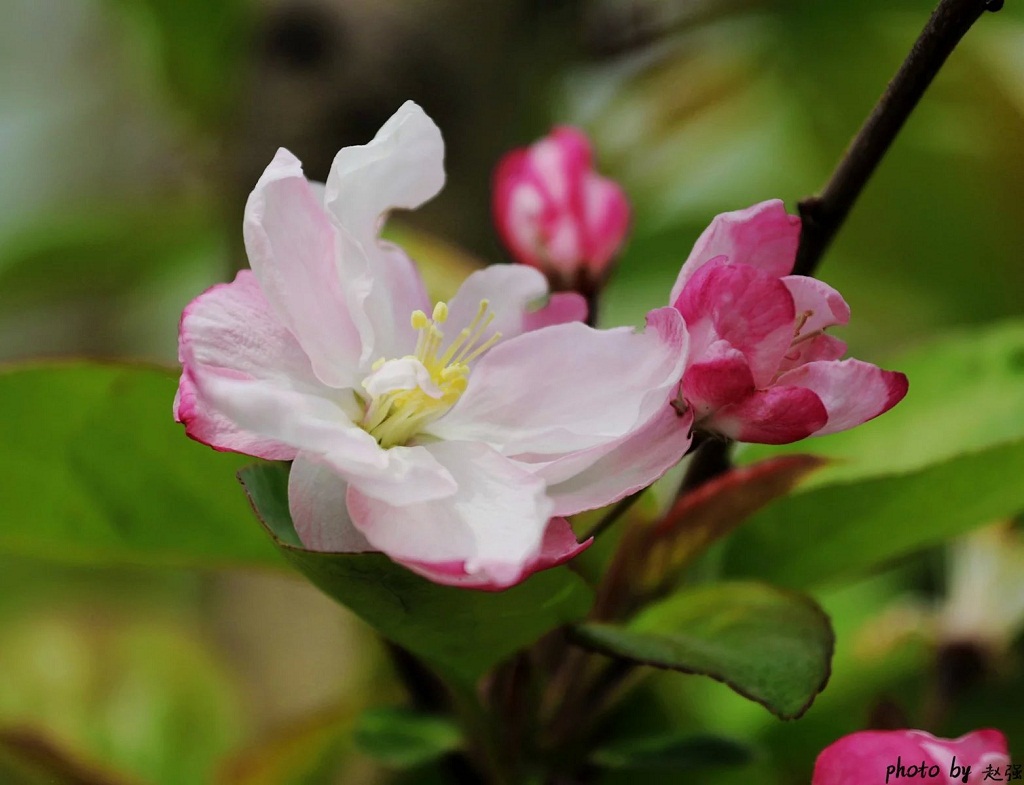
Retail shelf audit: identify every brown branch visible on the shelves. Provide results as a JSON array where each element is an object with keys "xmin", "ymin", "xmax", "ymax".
[{"xmin": 793, "ymin": 0, "xmax": 1002, "ymax": 277}]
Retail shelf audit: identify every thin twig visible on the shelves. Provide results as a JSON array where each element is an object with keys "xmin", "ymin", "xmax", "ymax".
[
  {"xmin": 793, "ymin": 0, "xmax": 1003, "ymax": 277},
  {"xmin": 580, "ymin": 489, "xmax": 644, "ymax": 540}
]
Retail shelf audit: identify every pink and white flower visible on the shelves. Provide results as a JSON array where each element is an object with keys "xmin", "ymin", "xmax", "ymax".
[
  {"xmin": 175, "ymin": 102, "xmax": 692, "ymax": 590},
  {"xmin": 493, "ymin": 127, "xmax": 630, "ymax": 291},
  {"xmin": 667, "ymin": 200, "xmax": 908, "ymax": 444},
  {"xmin": 812, "ymin": 728, "xmax": 1010, "ymax": 784}
]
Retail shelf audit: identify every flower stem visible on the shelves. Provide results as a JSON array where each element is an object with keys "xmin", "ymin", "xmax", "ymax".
[
  {"xmin": 580, "ymin": 490, "xmax": 644, "ymax": 540},
  {"xmin": 793, "ymin": 0, "xmax": 1002, "ymax": 277}
]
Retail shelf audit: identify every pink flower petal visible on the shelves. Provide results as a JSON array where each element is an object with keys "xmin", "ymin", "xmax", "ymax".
[
  {"xmin": 427, "ymin": 308, "xmax": 688, "ymax": 457},
  {"xmin": 494, "ymin": 149, "xmax": 542, "ymax": 268},
  {"xmin": 580, "ymin": 173, "xmax": 630, "ymax": 270},
  {"xmin": 776, "ymin": 359, "xmax": 909, "ymax": 436},
  {"xmin": 493, "ymin": 126, "xmax": 628, "ymax": 279},
  {"xmin": 541, "ymin": 400, "xmax": 694, "ymax": 517},
  {"xmin": 674, "ymin": 261, "xmax": 796, "ymax": 388},
  {"xmin": 243, "ymin": 149, "xmax": 364, "ymax": 389},
  {"xmin": 289, "ymin": 453, "xmax": 373, "ymax": 552},
  {"xmin": 346, "ymin": 441, "xmax": 553, "ymax": 588},
  {"xmin": 782, "ymin": 275, "xmax": 851, "ymax": 337},
  {"xmin": 681, "ymin": 340, "xmax": 755, "ymax": 419},
  {"xmin": 175, "ymin": 270, "xmax": 321, "ymax": 460},
  {"xmin": 707, "ymin": 385, "xmax": 828, "ymax": 444},
  {"xmin": 812, "ymin": 729, "xmax": 1009, "ymax": 785},
  {"xmin": 670, "ymin": 199, "xmax": 801, "ymax": 303},
  {"xmin": 777, "ymin": 334, "xmax": 848, "ymax": 374},
  {"xmin": 445, "ymin": 265, "xmax": 574, "ymax": 344},
  {"xmin": 523, "ymin": 291, "xmax": 588, "ymax": 331},
  {"xmin": 400, "ymin": 517, "xmax": 592, "ymax": 591}
]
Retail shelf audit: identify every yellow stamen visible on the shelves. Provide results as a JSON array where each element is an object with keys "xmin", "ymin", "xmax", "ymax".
[{"xmin": 359, "ymin": 299, "xmax": 501, "ymax": 448}]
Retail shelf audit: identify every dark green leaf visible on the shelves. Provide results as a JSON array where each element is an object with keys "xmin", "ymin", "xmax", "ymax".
[
  {"xmin": 590, "ymin": 732, "xmax": 755, "ymax": 771},
  {"xmin": 724, "ymin": 437, "xmax": 1024, "ymax": 588},
  {"xmin": 0, "ymin": 362, "xmax": 282, "ymax": 569},
  {"xmin": 575, "ymin": 582, "xmax": 833, "ymax": 719},
  {"xmin": 241, "ymin": 463, "xmax": 594, "ymax": 680},
  {"xmin": 353, "ymin": 707, "xmax": 461, "ymax": 769}
]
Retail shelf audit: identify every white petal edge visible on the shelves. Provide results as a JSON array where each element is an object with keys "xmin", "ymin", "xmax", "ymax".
[{"xmin": 324, "ymin": 100, "xmax": 445, "ymax": 247}]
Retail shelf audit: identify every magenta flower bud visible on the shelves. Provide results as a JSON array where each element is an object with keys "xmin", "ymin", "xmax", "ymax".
[
  {"xmin": 493, "ymin": 127, "xmax": 630, "ymax": 291},
  {"xmin": 812, "ymin": 729, "xmax": 1010, "ymax": 785},
  {"xmin": 662, "ymin": 200, "xmax": 908, "ymax": 445}
]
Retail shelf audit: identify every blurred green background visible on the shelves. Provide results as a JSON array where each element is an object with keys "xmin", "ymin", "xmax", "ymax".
[{"xmin": 1, "ymin": 0, "xmax": 1023, "ymax": 782}]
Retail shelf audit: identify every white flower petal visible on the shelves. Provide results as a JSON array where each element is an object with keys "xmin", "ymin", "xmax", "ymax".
[
  {"xmin": 445, "ymin": 264, "xmax": 577, "ymax": 343},
  {"xmin": 322, "ymin": 102, "xmax": 441, "ymax": 363},
  {"xmin": 426, "ymin": 307, "xmax": 688, "ymax": 457},
  {"xmin": 324, "ymin": 101, "xmax": 445, "ymax": 246},
  {"xmin": 176, "ymin": 270, "xmax": 328, "ymax": 460},
  {"xmin": 541, "ymin": 402, "xmax": 694, "ymax": 516},
  {"xmin": 243, "ymin": 148, "xmax": 364, "ymax": 388},
  {"xmin": 289, "ymin": 453, "xmax": 374, "ymax": 553},
  {"xmin": 346, "ymin": 441, "xmax": 552, "ymax": 585}
]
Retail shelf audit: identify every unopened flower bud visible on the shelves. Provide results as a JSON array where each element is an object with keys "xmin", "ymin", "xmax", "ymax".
[{"xmin": 493, "ymin": 127, "xmax": 629, "ymax": 292}]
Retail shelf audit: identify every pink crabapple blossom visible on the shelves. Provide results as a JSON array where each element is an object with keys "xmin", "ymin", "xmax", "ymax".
[
  {"xmin": 175, "ymin": 101, "xmax": 694, "ymax": 590},
  {"xmin": 812, "ymin": 728, "xmax": 1011, "ymax": 785},
  {"xmin": 667, "ymin": 199, "xmax": 909, "ymax": 444},
  {"xmin": 493, "ymin": 126, "xmax": 630, "ymax": 291}
]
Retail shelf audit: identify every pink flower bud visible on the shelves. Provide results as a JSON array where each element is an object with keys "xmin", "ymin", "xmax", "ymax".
[
  {"xmin": 493, "ymin": 127, "xmax": 630, "ymax": 290},
  {"xmin": 812, "ymin": 729, "xmax": 1011, "ymax": 785},
  {"xmin": 662, "ymin": 200, "xmax": 908, "ymax": 444}
]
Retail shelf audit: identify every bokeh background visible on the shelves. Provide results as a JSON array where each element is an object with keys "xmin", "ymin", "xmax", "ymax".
[{"xmin": 1, "ymin": 0, "xmax": 1023, "ymax": 782}]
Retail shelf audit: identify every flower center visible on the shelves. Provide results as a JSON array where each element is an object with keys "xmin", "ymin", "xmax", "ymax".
[{"xmin": 359, "ymin": 300, "xmax": 501, "ymax": 448}]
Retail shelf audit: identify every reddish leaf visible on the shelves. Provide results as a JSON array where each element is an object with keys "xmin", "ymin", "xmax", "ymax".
[
  {"xmin": 642, "ymin": 455, "xmax": 826, "ymax": 597},
  {"xmin": 0, "ymin": 727, "xmax": 146, "ymax": 785}
]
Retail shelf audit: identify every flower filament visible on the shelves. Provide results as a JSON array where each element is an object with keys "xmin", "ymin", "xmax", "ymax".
[{"xmin": 360, "ymin": 300, "xmax": 501, "ymax": 448}]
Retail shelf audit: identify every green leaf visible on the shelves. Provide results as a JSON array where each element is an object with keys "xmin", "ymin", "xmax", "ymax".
[
  {"xmin": 575, "ymin": 582, "xmax": 833, "ymax": 719},
  {"xmin": 352, "ymin": 707, "xmax": 461, "ymax": 769},
  {"xmin": 723, "ymin": 437, "xmax": 1024, "ymax": 588},
  {"xmin": 240, "ymin": 463, "xmax": 594, "ymax": 680},
  {"xmin": 0, "ymin": 362, "xmax": 282, "ymax": 569},
  {"xmin": 721, "ymin": 322, "xmax": 1024, "ymax": 589},
  {"xmin": 0, "ymin": 204, "xmax": 220, "ymax": 307},
  {"xmin": 105, "ymin": 0, "xmax": 250, "ymax": 130},
  {"xmin": 590, "ymin": 732, "xmax": 755, "ymax": 771}
]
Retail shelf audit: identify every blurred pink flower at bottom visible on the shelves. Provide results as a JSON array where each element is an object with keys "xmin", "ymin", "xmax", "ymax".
[{"xmin": 812, "ymin": 729, "xmax": 1010, "ymax": 785}]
